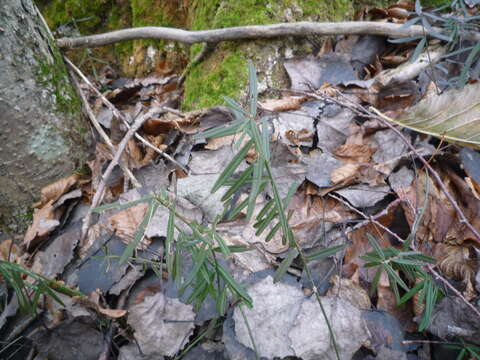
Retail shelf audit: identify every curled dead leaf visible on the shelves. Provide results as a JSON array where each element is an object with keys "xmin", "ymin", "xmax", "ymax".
[
  {"xmin": 259, "ymin": 96, "xmax": 306, "ymax": 112},
  {"xmin": 108, "ymin": 202, "xmax": 151, "ymax": 249},
  {"xmin": 331, "ymin": 163, "xmax": 360, "ymax": 184},
  {"xmin": 437, "ymin": 244, "xmax": 477, "ymax": 286},
  {"xmin": 23, "ymin": 200, "xmax": 59, "ymax": 250},
  {"xmin": 39, "ymin": 173, "xmax": 79, "ymax": 207}
]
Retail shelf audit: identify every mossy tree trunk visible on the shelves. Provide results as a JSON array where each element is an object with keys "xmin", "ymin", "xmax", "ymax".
[{"xmin": 0, "ymin": 0, "xmax": 91, "ymax": 232}]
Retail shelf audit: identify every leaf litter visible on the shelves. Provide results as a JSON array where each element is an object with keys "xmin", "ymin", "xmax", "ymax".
[{"xmin": 5, "ymin": 1, "xmax": 480, "ymax": 359}]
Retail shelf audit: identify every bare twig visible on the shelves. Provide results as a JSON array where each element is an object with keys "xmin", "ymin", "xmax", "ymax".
[
  {"xmin": 283, "ymin": 87, "xmax": 480, "ymax": 244},
  {"xmin": 56, "ymin": 22, "xmax": 480, "ymax": 49},
  {"xmin": 329, "ymin": 192, "xmax": 480, "ymax": 320},
  {"xmin": 328, "ymin": 194, "xmax": 403, "ymax": 244},
  {"xmin": 68, "ymin": 69, "xmax": 141, "ymax": 188},
  {"xmin": 369, "ymin": 106, "xmax": 480, "ymax": 242},
  {"xmin": 81, "ymin": 107, "xmax": 160, "ymax": 242},
  {"xmin": 64, "ymin": 58, "xmax": 188, "ymax": 173}
]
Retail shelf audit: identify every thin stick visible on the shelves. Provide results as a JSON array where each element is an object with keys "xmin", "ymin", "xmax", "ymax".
[
  {"xmin": 282, "ymin": 87, "xmax": 480, "ymax": 244},
  {"xmin": 55, "ymin": 22, "xmax": 480, "ymax": 49},
  {"xmin": 81, "ymin": 107, "xmax": 160, "ymax": 242},
  {"xmin": 328, "ymin": 195, "xmax": 480, "ymax": 320},
  {"xmin": 68, "ymin": 69, "xmax": 141, "ymax": 188},
  {"xmin": 64, "ymin": 58, "xmax": 188, "ymax": 173},
  {"xmin": 370, "ymin": 106, "xmax": 480, "ymax": 242}
]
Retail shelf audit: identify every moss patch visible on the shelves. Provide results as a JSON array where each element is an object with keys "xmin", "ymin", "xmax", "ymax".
[
  {"xmin": 36, "ymin": 54, "xmax": 82, "ymax": 119},
  {"xmin": 183, "ymin": 49, "xmax": 248, "ymax": 110},
  {"xmin": 183, "ymin": 0, "xmax": 390, "ymax": 110}
]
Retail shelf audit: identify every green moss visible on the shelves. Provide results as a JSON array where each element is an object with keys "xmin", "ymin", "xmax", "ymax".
[
  {"xmin": 35, "ymin": 48, "xmax": 82, "ymax": 119},
  {"xmin": 183, "ymin": 0, "xmax": 392, "ymax": 111},
  {"xmin": 183, "ymin": 50, "xmax": 248, "ymax": 110},
  {"xmin": 37, "ymin": 0, "xmax": 111, "ymax": 35},
  {"xmin": 106, "ymin": 1, "xmax": 133, "ymax": 62},
  {"xmin": 420, "ymin": 0, "xmax": 450, "ymax": 7},
  {"xmin": 36, "ymin": 61, "xmax": 81, "ymax": 118}
]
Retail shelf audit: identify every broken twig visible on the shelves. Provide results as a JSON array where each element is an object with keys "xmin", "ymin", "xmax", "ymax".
[
  {"xmin": 81, "ymin": 107, "xmax": 160, "ymax": 242},
  {"xmin": 64, "ymin": 58, "xmax": 188, "ymax": 173}
]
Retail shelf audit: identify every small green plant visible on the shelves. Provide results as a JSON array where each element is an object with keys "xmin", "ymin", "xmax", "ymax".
[
  {"xmin": 361, "ymin": 233, "xmax": 443, "ymax": 331},
  {"xmin": 93, "ymin": 192, "xmax": 253, "ymax": 313},
  {"xmin": 94, "ymin": 62, "xmax": 345, "ymax": 359},
  {"xmin": 0, "ymin": 260, "xmax": 83, "ymax": 315},
  {"xmin": 445, "ymin": 340, "xmax": 480, "ymax": 359}
]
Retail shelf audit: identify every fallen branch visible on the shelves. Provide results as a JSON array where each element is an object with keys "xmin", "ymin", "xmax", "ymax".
[
  {"xmin": 81, "ymin": 107, "xmax": 160, "ymax": 242},
  {"xmin": 68, "ymin": 68, "xmax": 141, "ymax": 188},
  {"xmin": 56, "ymin": 21, "xmax": 479, "ymax": 49}
]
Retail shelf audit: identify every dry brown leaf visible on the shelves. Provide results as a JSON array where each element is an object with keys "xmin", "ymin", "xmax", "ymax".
[
  {"xmin": 284, "ymin": 129, "xmax": 314, "ymax": 146},
  {"xmin": 259, "ymin": 96, "xmax": 306, "ymax": 112},
  {"xmin": 436, "ymin": 244, "xmax": 477, "ymax": 289},
  {"xmin": 141, "ymin": 135, "xmax": 165, "ymax": 165},
  {"xmin": 39, "ymin": 173, "xmax": 79, "ymax": 207},
  {"xmin": 317, "ymin": 38, "xmax": 333, "ymax": 56},
  {"xmin": 0, "ymin": 239, "xmax": 18, "ymax": 263},
  {"xmin": 334, "ymin": 144, "xmax": 377, "ymax": 163},
  {"xmin": 344, "ymin": 203, "xmax": 398, "ymax": 282},
  {"xmin": 205, "ymin": 135, "xmax": 236, "ymax": 150},
  {"xmin": 23, "ymin": 200, "xmax": 58, "ymax": 250},
  {"xmin": 465, "ymin": 177, "xmax": 480, "ymax": 200},
  {"xmin": 331, "ymin": 163, "xmax": 360, "ymax": 184},
  {"xmin": 288, "ymin": 193, "xmax": 356, "ymax": 247},
  {"xmin": 327, "ymin": 275, "xmax": 371, "ymax": 309},
  {"xmin": 80, "ymin": 224, "xmax": 104, "ymax": 259},
  {"xmin": 108, "ymin": 202, "xmax": 151, "ymax": 248},
  {"xmin": 397, "ymin": 169, "xmax": 480, "ymax": 252},
  {"xmin": 125, "ymin": 138, "xmax": 144, "ymax": 168},
  {"xmin": 73, "ymin": 293, "xmax": 127, "ymax": 319}
]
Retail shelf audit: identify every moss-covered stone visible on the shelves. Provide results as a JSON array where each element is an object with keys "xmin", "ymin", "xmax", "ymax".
[{"xmin": 182, "ymin": 0, "xmax": 391, "ymax": 110}]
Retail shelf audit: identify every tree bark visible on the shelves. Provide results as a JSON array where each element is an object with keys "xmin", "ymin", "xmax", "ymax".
[{"xmin": 0, "ymin": 0, "xmax": 91, "ymax": 232}]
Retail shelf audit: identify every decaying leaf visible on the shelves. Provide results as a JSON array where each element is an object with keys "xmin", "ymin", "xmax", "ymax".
[
  {"xmin": 233, "ymin": 275, "xmax": 370, "ymax": 360},
  {"xmin": 31, "ymin": 316, "xmax": 104, "ymax": 360},
  {"xmin": 0, "ymin": 239, "xmax": 18, "ymax": 263},
  {"xmin": 436, "ymin": 244, "xmax": 477, "ymax": 297},
  {"xmin": 108, "ymin": 202, "xmax": 151, "ymax": 248},
  {"xmin": 73, "ymin": 292, "xmax": 127, "ymax": 319},
  {"xmin": 39, "ymin": 173, "xmax": 80, "ymax": 207},
  {"xmin": 379, "ymin": 82, "xmax": 480, "ymax": 149},
  {"xmin": 23, "ymin": 200, "xmax": 59, "ymax": 250},
  {"xmin": 284, "ymin": 54, "xmax": 357, "ymax": 90},
  {"xmin": 259, "ymin": 96, "xmax": 307, "ymax": 112},
  {"xmin": 326, "ymin": 274, "xmax": 371, "ymax": 309},
  {"xmin": 330, "ymin": 163, "xmax": 360, "ymax": 184},
  {"xmin": 127, "ymin": 292, "xmax": 195, "ymax": 357}
]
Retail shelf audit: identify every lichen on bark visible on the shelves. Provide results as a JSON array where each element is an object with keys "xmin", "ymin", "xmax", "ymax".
[{"xmin": 1, "ymin": 0, "xmax": 91, "ymax": 232}]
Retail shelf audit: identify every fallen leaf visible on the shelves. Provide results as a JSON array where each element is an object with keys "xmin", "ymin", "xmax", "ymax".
[
  {"xmin": 23, "ymin": 200, "xmax": 59, "ymax": 250},
  {"xmin": 127, "ymin": 292, "xmax": 195, "ymax": 357},
  {"xmin": 327, "ymin": 274, "xmax": 371, "ymax": 309},
  {"xmin": 108, "ymin": 202, "xmax": 150, "ymax": 248},
  {"xmin": 334, "ymin": 144, "xmax": 377, "ymax": 163},
  {"xmin": 330, "ymin": 163, "xmax": 360, "ymax": 184},
  {"xmin": 233, "ymin": 276, "xmax": 370, "ymax": 360},
  {"xmin": 259, "ymin": 96, "xmax": 307, "ymax": 112},
  {"xmin": 39, "ymin": 173, "xmax": 79, "ymax": 207},
  {"xmin": 386, "ymin": 82, "xmax": 480, "ymax": 149}
]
